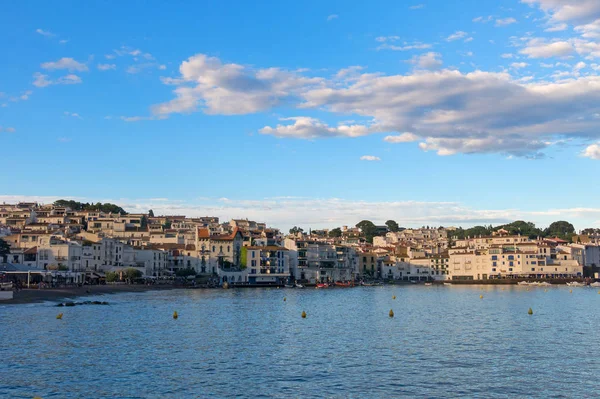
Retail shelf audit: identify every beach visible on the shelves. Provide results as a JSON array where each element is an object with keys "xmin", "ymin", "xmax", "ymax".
[{"xmin": 1, "ymin": 284, "xmax": 177, "ymax": 305}]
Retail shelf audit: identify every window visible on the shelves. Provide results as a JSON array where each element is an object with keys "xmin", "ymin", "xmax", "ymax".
[
  {"xmin": 212, "ymin": 246, "xmax": 216, "ymax": 252},
  {"xmin": 492, "ymin": 262, "xmax": 497, "ymax": 267},
  {"xmin": 491, "ymin": 256, "xmax": 498, "ymax": 261},
  {"xmin": 227, "ymin": 246, "xmax": 230, "ymax": 252},
  {"xmin": 531, "ymin": 261, "xmax": 536, "ymax": 265}
]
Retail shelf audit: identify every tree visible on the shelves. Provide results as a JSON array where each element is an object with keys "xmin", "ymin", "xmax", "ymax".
[
  {"xmin": 356, "ymin": 220, "xmax": 377, "ymax": 243},
  {"xmin": 329, "ymin": 227, "xmax": 342, "ymax": 238},
  {"xmin": 53, "ymin": 199, "xmax": 127, "ymax": 215},
  {"xmin": 140, "ymin": 215, "xmax": 148, "ymax": 228},
  {"xmin": 0, "ymin": 238, "xmax": 10, "ymax": 262},
  {"xmin": 148, "ymin": 209, "xmax": 155, "ymax": 217},
  {"xmin": 385, "ymin": 220, "xmax": 400, "ymax": 233},
  {"xmin": 545, "ymin": 221, "xmax": 575, "ymax": 240},
  {"xmin": 176, "ymin": 267, "xmax": 197, "ymax": 277},
  {"xmin": 105, "ymin": 271, "xmax": 119, "ymax": 282},
  {"xmin": 124, "ymin": 268, "xmax": 142, "ymax": 280},
  {"xmin": 289, "ymin": 226, "xmax": 304, "ymax": 235}
]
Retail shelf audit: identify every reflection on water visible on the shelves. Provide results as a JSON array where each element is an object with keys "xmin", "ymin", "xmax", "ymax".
[{"xmin": 1, "ymin": 285, "xmax": 600, "ymax": 398}]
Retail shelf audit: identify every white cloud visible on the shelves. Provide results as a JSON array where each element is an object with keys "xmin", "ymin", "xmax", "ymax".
[
  {"xmin": 360, "ymin": 155, "xmax": 381, "ymax": 161},
  {"xmin": 259, "ymin": 117, "xmax": 373, "ymax": 139},
  {"xmin": 446, "ymin": 31, "xmax": 469, "ymax": 42},
  {"xmin": 496, "ymin": 17, "xmax": 517, "ymax": 26},
  {"xmin": 97, "ymin": 63, "xmax": 116, "ymax": 71},
  {"xmin": 375, "ymin": 36, "xmax": 400, "ymax": 43},
  {"xmin": 384, "ymin": 133, "xmax": 419, "ymax": 143},
  {"xmin": 33, "ymin": 72, "xmax": 82, "ymax": 87},
  {"xmin": 473, "ymin": 16, "xmax": 493, "ymax": 23},
  {"xmin": 377, "ymin": 42, "xmax": 432, "ymax": 51},
  {"xmin": 545, "ymin": 23, "xmax": 568, "ymax": 32},
  {"xmin": 41, "ymin": 57, "xmax": 88, "ymax": 72},
  {"xmin": 409, "ymin": 4, "xmax": 424, "ymax": 10},
  {"xmin": 501, "ymin": 53, "xmax": 514, "ymax": 58},
  {"xmin": 522, "ymin": 0, "xmax": 600, "ymax": 24},
  {"xmin": 120, "ymin": 116, "xmax": 155, "ymax": 122},
  {"xmin": 582, "ymin": 143, "xmax": 600, "ymax": 159},
  {"xmin": 59, "ymin": 39, "xmax": 68, "ymax": 44},
  {"xmin": 105, "ymin": 54, "xmax": 116, "ymax": 60},
  {"xmin": 511, "ymin": 62, "xmax": 529, "ymax": 69},
  {"xmin": 35, "ymin": 28, "xmax": 54, "ymax": 37},
  {"xmin": 327, "ymin": 14, "xmax": 338, "ymax": 21},
  {"xmin": 63, "ymin": 111, "xmax": 82, "ymax": 119},
  {"xmin": 520, "ymin": 37, "xmax": 600, "ymax": 59},
  {"xmin": 520, "ymin": 39, "xmax": 575, "ymax": 58},
  {"xmin": 409, "ymin": 52, "xmax": 443, "ymax": 70},
  {"xmin": 159, "ymin": 64, "xmax": 167, "ymax": 70},
  {"xmin": 575, "ymin": 19, "xmax": 600, "ymax": 40},
  {"xmin": 57, "ymin": 137, "xmax": 71, "ymax": 143},
  {"xmin": 150, "ymin": 53, "xmax": 600, "ymax": 158},
  {"xmin": 0, "ymin": 126, "xmax": 16, "ymax": 133},
  {"xmin": 153, "ymin": 53, "xmax": 323, "ymax": 116}
]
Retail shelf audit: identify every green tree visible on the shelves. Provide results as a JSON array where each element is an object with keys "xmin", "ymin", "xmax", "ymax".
[
  {"xmin": 148, "ymin": 209, "xmax": 155, "ymax": 217},
  {"xmin": 240, "ymin": 247, "xmax": 248, "ymax": 269},
  {"xmin": 329, "ymin": 227, "xmax": 342, "ymax": 238},
  {"xmin": 289, "ymin": 226, "xmax": 304, "ymax": 235},
  {"xmin": 176, "ymin": 267, "xmax": 197, "ymax": 277},
  {"xmin": 356, "ymin": 220, "xmax": 377, "ymax": 243},
  {"xmin": 105, "ymin": 271, "xmax": 119, "ymax": 282},
  {"xmin": 0, "ymin": 238, "xmax": 10, "ymax": 262},
  {"xmin": 124, "ymin": 268, "xmax": 142, "ymax": 280},
  {"xmin": 545, "ymin": 221, "xmax": 575, "ymax": 240},
  {"xmin": 385, "ymin": 220, "xmax": 400, "ymax": 233},
  {"xmin": 140, "ymin": 215, "xmax": 148, "ymax": 228}
]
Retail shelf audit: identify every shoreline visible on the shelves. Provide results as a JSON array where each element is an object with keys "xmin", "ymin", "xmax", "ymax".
[{"xmin": 1, "ymin": 284, "xmax": 178, "ymax": 305}]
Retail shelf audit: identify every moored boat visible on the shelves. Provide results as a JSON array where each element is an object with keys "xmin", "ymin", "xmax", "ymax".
[{"xmin": 316, "ymin": 283, "xmax": 329, "ymax": 288}]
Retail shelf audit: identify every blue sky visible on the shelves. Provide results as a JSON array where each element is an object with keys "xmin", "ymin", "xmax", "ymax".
[{"xmin": 2, "ymin": 0, "xmax": 600, "ymax": 230}]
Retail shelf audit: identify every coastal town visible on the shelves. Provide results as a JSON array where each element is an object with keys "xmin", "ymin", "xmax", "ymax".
[{"xmin": 1, "ymin": 200, "xmax": 600, "ymax": 297}]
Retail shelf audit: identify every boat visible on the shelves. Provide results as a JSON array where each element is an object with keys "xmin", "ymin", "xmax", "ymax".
[
  {"xmin": 316, "ymin": 283, "xmax": 329, "ymax": 289},
  {"xmin": 591, "ymin": 282, "xmax": 600, "ymax": 287},
  {"xmin": 361, "ymin": 282, "xmax": 374, "ymax": 286},
  {"xmin": 334, "ymin": 281, "xmax": 353, "ymax": 287},
  {"xmin": 424, "ymin": 282, "xmax": 432, "ymax": 286},
  {"xmin": 295, "ymin": 283, "xmax": 304, "ymax": 288},
  {"xmin": 566, "ymin": 282, "xmax": 585, "ymax": 287},
  {"xmin": 443, "ymin": 283, "xmax": 452, "ymax": 286},
  {"xmin": 518, "ymin": 281, "xmax": 530, "ymax": 286},
  {"xmin": 284, "ymin": 284, "xmax": 295, "ymax": 288}
]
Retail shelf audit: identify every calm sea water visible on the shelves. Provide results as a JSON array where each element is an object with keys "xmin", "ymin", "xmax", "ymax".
[{"xmin": 1, "ymin": 285, "xmax": 600, "ymax": 398}]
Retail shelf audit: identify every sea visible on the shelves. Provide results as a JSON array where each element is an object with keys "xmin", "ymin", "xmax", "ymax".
[{"xmin": 1, "ymin": 285, "xmax": 599, "ymax": 398}]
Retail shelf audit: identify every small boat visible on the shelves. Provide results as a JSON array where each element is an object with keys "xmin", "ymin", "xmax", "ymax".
[
  {"xmin": 334, "ymin": 281, "xmax": 353, "ymax": 287},
  {"xmin": 566, "ymin": 282, "xmax": 585, "ymax": 287},
  {"xmin": 295, "ymin": 283, "xmax": 304, "ymax": 288},
  {"xmin": 424, "ymin": 283, "xmax": 432, "ymax": 286},
  {"xmin": 361, "ymin": 282, "xmax": 374, "ymax": 286},
  {"xmin": 316, "ymin": 283, "xmax": 329, "ymax": 289},
  {"xmin": 443, "ymin": 283, "xmax": 452, "ymax": 286},
  {"xmin": 284, "ymin": 284, "xmax": 294, "ymax": 288},
  {"xmin": 591, "ymin": 282, "xmax": 600, "ymax": 287},
  {"xmin": 518, "ymin": 281, "xmax": 530, "ymax": 286}
]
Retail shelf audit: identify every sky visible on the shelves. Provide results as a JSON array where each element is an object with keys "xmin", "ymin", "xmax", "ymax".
[{"xmin": 2, "ymin": 0, "xmax": 600, "ymax": 231}]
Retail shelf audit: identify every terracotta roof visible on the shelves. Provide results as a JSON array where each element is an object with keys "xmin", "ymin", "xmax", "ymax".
[{"xmin": 198, "ymin": 228, "xmax": 210, "ymax": 238}]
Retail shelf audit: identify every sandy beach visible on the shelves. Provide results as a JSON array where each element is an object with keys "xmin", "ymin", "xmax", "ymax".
[{"xmin": 1, "ymin": 284, "xmax": 179, "ymax": 305}]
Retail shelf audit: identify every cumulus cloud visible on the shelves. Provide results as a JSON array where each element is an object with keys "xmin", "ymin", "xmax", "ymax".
[
  {"xmin": 360, "ymin": 155, "xmax": 381, "ymax": 161},
  {"xmin": 147, "ymin": 53, "xmax": 600, "ymax": 158},
  {"xmin": 33, "ymin": 72, "xmax": 82, "ymax": 87},
  {"xmin": 409, "ymin": 52, "xmax": 443, "ymax": 70},
  {"xmin": 377, "ymin": 41, "xmax": 432, "ymax": 51},
  {"xmin": 97, "ymin": 63, "xmax": 116, "ymax": 71},
  {"xmin": 473, "ymin": 16, "xmax": 493, "ymax": 23},
  {"xmin": 511, "ymin": 62, "xmax": 529, "ymax": 69},
  {"xmin": 384, "ymin": 133, "xmax": 419, "ymax": 143},
  {"xmin": 0, "ymin": 126, "xmax": 16, "ymax": 133},
  {"xmin": 152, "ymin": 54, "xmax": 323, "ymax": 116},
  {"xmin": 446, "ymin": 31, "xmax": 469, "ymax": 42},
  {"xmin": 522, "ymin": 0, "xmax": 600, "ymax": 24},
  {"xmin": 520, "ymin": 38, "xmax": 600, "ymax": 59},
  {"xmin": 582, "ymin": 143, "xmax": 600, "ymax": 159},
  {"xmin": 259, "ymin": 117, "xmax": 373, "ymax": 139},
  {"xmin": 496, "ymin": 17, "xmax": 517, "ymax": 26},
  {"xmin": 41, "ymin": 57, "xmax": 88, "ymax": 72}
]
